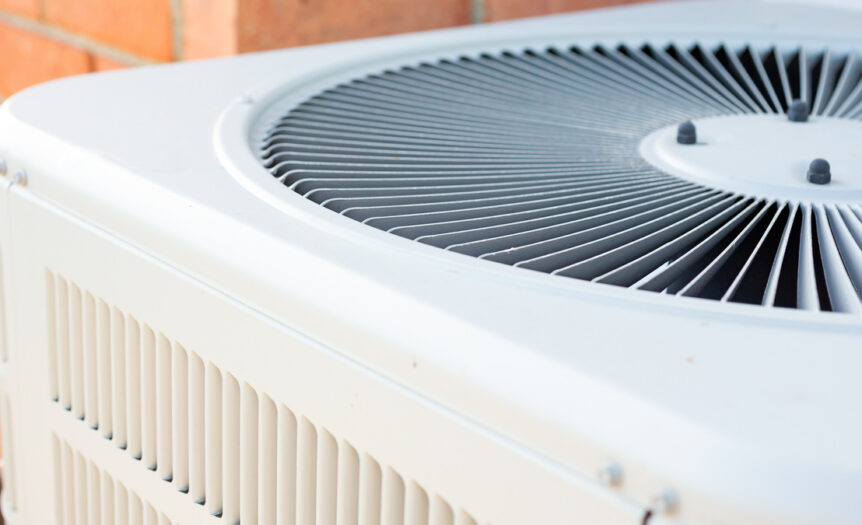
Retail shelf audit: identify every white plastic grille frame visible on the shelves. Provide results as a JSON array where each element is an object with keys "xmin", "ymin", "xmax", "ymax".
[
  {"xmin": 216, "ymin": 35, "xmax": 862, "ymax": 318},
  {"xmin": 263, "ymin": 43, "xmax": 862, "ymax": 314}
]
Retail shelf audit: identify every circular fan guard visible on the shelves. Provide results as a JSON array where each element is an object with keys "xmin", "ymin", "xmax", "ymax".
[{"xmin": 258, "ymin": 42, "xmax": 862, "ymax": 314}]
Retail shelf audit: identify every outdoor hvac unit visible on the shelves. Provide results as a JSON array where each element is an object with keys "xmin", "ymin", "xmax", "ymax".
[{"xmin": 0, "ymin": 1, "xmax": 861, "ymax": 524}]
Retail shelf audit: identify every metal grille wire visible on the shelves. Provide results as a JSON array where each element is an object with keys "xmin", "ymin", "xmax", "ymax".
[{"xmin": 260, "ymin": 43, "xmax": 862, "ymax": 314}]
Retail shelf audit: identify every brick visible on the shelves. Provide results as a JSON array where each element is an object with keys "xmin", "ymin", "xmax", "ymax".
[
  {"xmin": 0, "ymin": 0, "xmax": 40, "ymax": 18},
  {"xmin": 43, "ymin": 0, "xmax": 174, "ymax": 61},
  {"xmin": 93, "ymin": 55, "xmax": 131, "ymax": 71},
  {"xmin": 483, "ymin": 0, "xmax": 648, "ymax": 22},
  {"xmin": 0, "ymin": 22, "xmax": 92, "ymax": 97},
  {"xmin": 236, "ymin": 0, "xmax": 471, "ymax": 53},
  {"xmin": 182, "ymin": 0, "xmax": 238, "ymax": 59}
]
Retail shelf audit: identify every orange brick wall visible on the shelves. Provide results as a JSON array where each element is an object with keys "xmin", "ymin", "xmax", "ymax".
[{"xmin": 0, "ymin": 0, "xmax": 652, "ymax": 98}]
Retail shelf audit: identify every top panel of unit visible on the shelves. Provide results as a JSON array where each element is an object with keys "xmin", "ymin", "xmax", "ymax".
[{"xmin": 5, "ymin": 1, "xmax": 862, "ymax": 320}]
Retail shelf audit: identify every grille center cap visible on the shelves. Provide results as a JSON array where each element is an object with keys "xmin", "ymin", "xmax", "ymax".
[{"xmin": 639, "ymin": 114, "xmax": 862, "ymax": 202}]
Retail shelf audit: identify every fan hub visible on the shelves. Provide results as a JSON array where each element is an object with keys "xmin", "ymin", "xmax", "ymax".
[{"xmin": 639, "ymin": 114, "xmax": 862, "ymax": 202}]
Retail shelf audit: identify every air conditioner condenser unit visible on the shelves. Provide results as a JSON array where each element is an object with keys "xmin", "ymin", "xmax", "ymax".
[{"xmin": 0, "ymin": 1, "xmax": 860, "ymax": 524}]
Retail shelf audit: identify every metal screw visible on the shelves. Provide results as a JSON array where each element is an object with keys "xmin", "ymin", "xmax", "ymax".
[
  {"xmin": 651, "ymin": 488, "xmax": 679, "ymax": 515},
  {"xmin": 788, "ymin": 99, "xmax": 809, "ymax": 122},
  {"xmin": 0, "ymin": 159, "xmax": 6, "ymax": 175},
  {"xmin": 807, "ymin": 158, "xmax": 831, "ymax": 185},
  {"xmin": 598, "ymin": 461, "xmax": 623, "ymax": 486},
  {"xmin": 676, "ymin": 120, "xmax": 696, "ymax": 144},
  {"xmin": 13, "ymin": 169, "xmax": 27, "ymax": 186}
]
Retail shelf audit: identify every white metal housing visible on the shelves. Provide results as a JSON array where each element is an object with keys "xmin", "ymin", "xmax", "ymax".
[{"xmin": 0, "ymin": 2, "xmax": 860, "ymax": 525}]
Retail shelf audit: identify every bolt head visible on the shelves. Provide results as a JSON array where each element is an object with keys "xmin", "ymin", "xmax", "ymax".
[
  {"xmin": 788, "ymin": 99, "xmax": 809, "ymax": 122},
  {"xmin": 677, "ymin": 120, "xmax": 697, "ymax": 145},
  {"xmin": 598, "ymin": 461, "xmax": 623, "ymax": 486},
  {"xmin": 0, "ymin": 159, "xmax": 6, "ymax": 175},
  {"xmin": 651, "ymin": 488, "xmax": 679, "ymax": 515},
  {"xmin": 13, "ymin": 169, "xmax": 27, "ymax": 186},
  {"xmin": 807, "ymin": 158, "xmax": 831, "ymax": 185}
]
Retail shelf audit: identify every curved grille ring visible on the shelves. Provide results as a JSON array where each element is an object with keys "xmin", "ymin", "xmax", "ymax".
[{"xmin": 260, "ymin": 43, "xmax": 862, "ymax": 314}]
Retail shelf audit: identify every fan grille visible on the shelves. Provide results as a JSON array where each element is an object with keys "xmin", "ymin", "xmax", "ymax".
[{"xmin": 259, "ymin": 43, "xmax": 862, "ymax": 314}]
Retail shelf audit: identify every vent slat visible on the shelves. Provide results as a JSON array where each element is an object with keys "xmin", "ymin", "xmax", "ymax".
[
  {"xmin": 405, "ymin": 183, "xmax": 694, "ymax": 242},
  {"xmin": 719, "ymin": 44, "xmax": 773, "ymax": 113},
  {"xmin": 156, "ymin": 334, "xmax": 173, "ymax": 480},
  {"xmin": 825, "ymin": 52, "xmax": 862, "ymax": 115},
  {"xmin": 367, "ymin": 178, "xmax": 680, "ymax": 231},
  {"xmin": 240, "ymin": 383, "xmax": 259, "ymax": 525},
  {"xmin": 297, "ymin": 417, "xmax": 318, "ymax": 525},
  {"xmin": 277, "ymin": 405, "xmax": 298, "ymax": 525},
  {"xmin": 205, "ymin": 363, "xmax": 223, "ymax": 516},
  {"xmin": 88, "ymin": 459, "xmax": 101, "ymax": 525},
  {"xmin": 70, "ymin": 284, "xmax": 84, "ymax": 419},
  {"xmin": 337, "ymin": 442, "xmax": 361, "ymax": 525},
  {"xmin": 141, "ymin": 326, "xmax": 157, "ymax": 470},
  {"xmin": 588, "ymin": 197, "xmax": 748, "ymax": 284},
  {"xmin": 574, "ymin": 49, "xmax": 707, "ymax": 121},
  {"xmin": 358, "ymin": 455, "xmax": 382, "ymax": 525},
  {"xmin": 816, "ymin": 206, "xmax": 862, "ymax": 312},
  {"xmin": 381, "ymin": 467, "xmax": 405, "ymax": 525},
  {"xmin": 405, "ymin": 481, "xmax": 430, "ymax": 525},
  {"xmin": 0, "ymin": 249, "xmax": 5, "ymax": 362},
  {"xmin": 428, "ymin": 496, "xmax": 454, "ymax": 525},
  {"xmin": 742, "ymin": 46, "xmax": 782, "ymax": 112},
  {"xmin": 812, "ymin": 49, "xmax": 838, "ymax": 114},
  {"xmin": 304, "ymin": 170, "xmax": 655, "ymax": 201},
  {"xmin": 171, "ymin": 344, "xmax": 189, "ymax": 490},
  {"xmin": 452, "ymin": 186, "xmax": 706, "ymax": 257},
  {"xmin": 144, "ymin": 504, "xmax": 158, "ymax": 525},
  {"xmin": 287, "ymin": 166, "xmax": 643, "ymax": 188},
  {"xmin": 696, "ymin": 44, "xmax": 763, "ymax": 113},
  {"xmin": 259, "ymin": 395, "xmax": 278, "ymax": 525},
  {"xmin": 46, "ymin": 271, "xmax": 59, "ymax": 401},
  {"xmin": 188, "ymin": 352, "xmax": 206, "ymax": 502},
  {"xmin": 101, "ymin": 470, "xmax": 115, "ymax": 525},
  {"xmin": 317, "ymin": 429, "xmax": 339, "ymax": 525},
  {"xmin": 760, "ymin": 47, "xmax": 791, "ymax": 111},
  {"xmin": 425, "ymin": 185, "xmax": 696, "ymax": 250},
  {"xmin": 640, "ymin": 199, "xmax": 766, "ymax": 294},
  {"xmin": 114, "ymin": 482, "xmax": 128, "ymax": 525},
  {"xmin": 455, "ymin": 511, "xmax": 478, "ymax": 525},
  {"xmin": 516, "ymin": 193, "xmax": 729, "ymax": 272},
  {"xmin": 84, "ymin": 293, "xmax": 99, "ymax": 430},
  {"xmin": 129, "ymin": 491, "xmax": 143, "ymax": 525},
  {"xmin": 97, "ymin": 300, "xmax": 112, "ymax": 439},
  {"xmin": 0, "ymin": 393, "xmax": 17, "ymax": 511},
  {"xmin": 330, "ymin": 174, "xmax": 662, "ymax": 213},
  {"xmin": 61, "ymin": 439, "xmax": 75, "ymax": 524},
  {"xmin": 797, "ymin": 205, "xmax": 821, "ymax": 310},
  {"xmin": 797, "ymin": 48, "xmax": 811, "ymax": 109},
  {"xmin": 112, "ymin": 308, "xmax": 127, "ymax": 447},
  {"xmin": 646, "ymin": 45, "xmax": 740, "ymax": 113},
  {"xmin": 622, "ymin": 46, "xmax": 731, "ymax": 114},
  {"xmin": 765, "ymin": 203, "xmax": 800, "ymax": 307},
  {"xmin": 717, "ymin": 202, "xmax": 786, "ymax": 302},
  {"xmin": 75, "ymin": 444, "xmax": 88, "ymax": 525},
  {"xmin": 670, "ymin": 45, "xmax": 751, "ymax": 114},
  {"xmin": 126, "ymin": 317, "xmax": 143, "ymax": 460}
]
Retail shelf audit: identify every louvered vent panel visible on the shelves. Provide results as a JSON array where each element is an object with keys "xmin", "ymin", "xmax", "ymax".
[
  {"xmin": 51, "ymin": 434, "xmax": 174, "ymax": 525},
  {"xmin": 260, "ymin": 43, "xmax": 862, "ymax": 314},
  {"xmin": 0, "ymin": 391, "xmax": 17, "ymax": 512},
  {"xmin": 45, "ymin": 271, "xmax": 478, "ymax": 524},
  {"xmin": 0, "ymin": 247, "xmax": 7, "ymax": 362}
]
